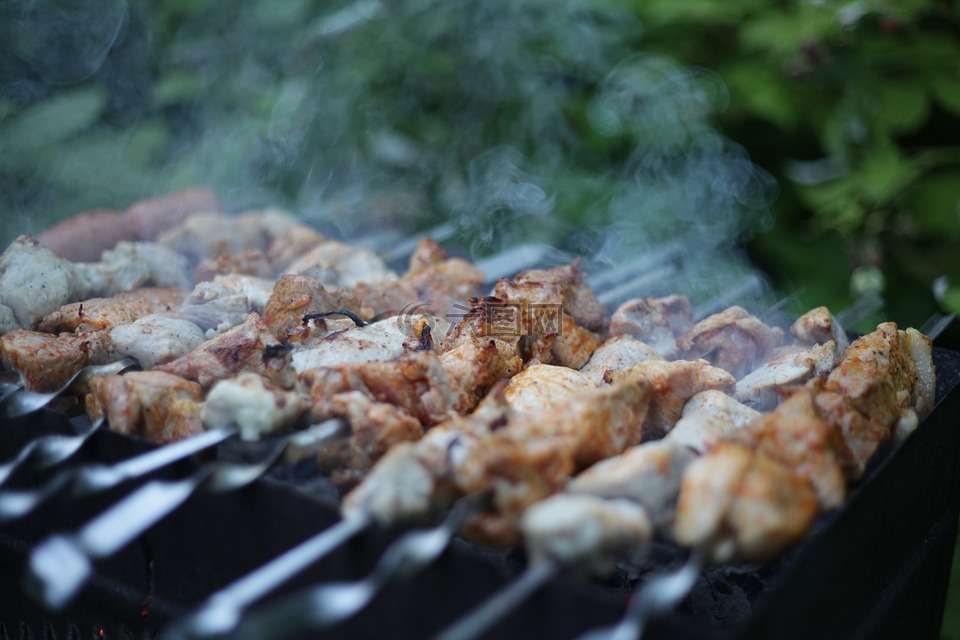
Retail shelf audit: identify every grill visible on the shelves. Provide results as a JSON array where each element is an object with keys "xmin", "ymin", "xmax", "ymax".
[{"xmin": 0, "ymin": 234, "xmax": 957, "ymax": 640}]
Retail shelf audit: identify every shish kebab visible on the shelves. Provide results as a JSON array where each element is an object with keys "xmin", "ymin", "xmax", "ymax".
[
  {"xmin": 434, "ymin": 316, "xmax": 935, "ymax": 640},
  {"xmin": 174, "ymin": 297, "xmax": 825, "ymax": 638}
]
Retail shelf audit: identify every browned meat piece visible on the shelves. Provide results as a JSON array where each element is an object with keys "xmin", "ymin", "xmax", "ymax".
[
  {"xmin": 402, "ymin": 237, "xmax": 485, "ymax": 314},
  {"xmin": 350, "ymin": 279, "xmax": 421, "ymax": 318},
  {"xmin": 544, "ymin": 313, "xmax": 602, "ymax": 369},
  {"xmin": 492, "ymin": 261, "xmax": 607, "ymax": 333},
  {"xmin": 813, "ymin": 322, "xmax": 935, "ymax": 478},
  {"xmin": 85, "ymin": 370, "xmax": 204, "ymax": 443},
  {"xmin": 608, "ymin": 359, "xmax": 736, "ymax": 440},
  {"xmin": 676, "ymin": 306, "xmax": 784, "ymax": 378},
  {"xmin": 734, "ymin": 387, "xmax": 853, "ymax": 509},
  {"xmin": 201, "ymin": 373, "xmax": 309, "ymax": 441},
  {"xmin": 609, "ymin": 295, "xmax": 693, "ymax": 359},
  {"xmin": 37, "ymin": 288, "xmax": 186, "ymax": 335},
  {"xmin": 734, "ymin": 341, "xmax": 838, "ymax": 410},
  {"xmin": 580, "ymin": 334, "xmax": 660, "ymax": 384},
  {"xmin": 262, "ymin": 275, "xmax": 366, "ymax": 343},
  {"xmin": 439, "ymin": 297, "xmax": 522, "ymax": 368},
  {"xmin": 285, "ymin": 240, "xmax": 397, "ymax": 288},
  {"xmin": 674, "ymin": 442, "xmax": 819, "ymax": 563},
  {"xmin": 194, "ymin": 250, "xmax": 275, "ymax": 283},
  {"xmin": 303, "ymin": 351, "xmax": 470, "ymax": 426},
  {"xmin": 498, "ymin": 363, "xmax": 596, "ymax": 414},
  {"xmin": 439, "ymin": 337, "xmax": 523, "ymax": 405},
  {"xmin": 0, "ymin": 236, "xmax": 94, "ymax": 334},
  {"xmin": 123, "ymin": 187, "xmax": 221, "ymax": 240},
  {"xmin": 455, "ymin": 380, "xmax": 652, "ymax": 545},
  {"xmin": 791, "ymin": 306, "xmax": 849, "ymax": 352},
  {"xmin": 154, "ymin": 313, "xmax": 287, "ymax": 390},
  {"xmin": 37, "ymin": 210, "xmax": 137, "ymax": 263},
  {"xmin": 342, "ymin": 395, "xmax": 514, "ymax": 525},
  {"xmin": 316, "ymin": 391, "xmax": 425, "ymax": 491},
  {"xmin": 0, "ymin": 329, "xmax": 107, "ymax": 392}
]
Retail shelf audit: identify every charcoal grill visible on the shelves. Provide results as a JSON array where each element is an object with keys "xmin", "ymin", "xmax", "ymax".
[{"xmin": 0, "ymin": 240, "xmax": 957, "ymax": 640}]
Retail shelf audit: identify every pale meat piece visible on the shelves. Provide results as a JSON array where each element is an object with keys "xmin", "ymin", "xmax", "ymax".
[
  {"xmin": 791, "ymin": 305, "xmax": 849, "ymax": 352},
  {"xmin": 676, "ymin": 306, "xmax": 784, "ymax": 379},
  {"xmin": 499, "ymin": 363, "xmax": 596, "ymax": 414},
  {"xmin": 674, "ymin": 442, "xmax": 818, "ymax": 563},
  {"xmin": 303, "ymin": 351, "xmax": 470, "ymax": 426},
  {"xmin": 315, "ymin": 391, "xmax": 424, "ymax": 491},
  {"xmin": 264, "ymin": 223, "xmax": 326, "ymax": 273},
  {"xmin": 179, "ymin": 275, "xmax": 277, "ymax": 338},
  {"xmin": 608, "ymin": 359, "xmax": 736, "ymax": 440},
  {"xmin": 609, "ymin": 295, "xmax": 693, "ymax": 360},
  {"xmin": 85, "ymin": 370, "xmax": 204, "ymax": 443},
  {"xmin": 285, "ymin": 240, "xmax": 398, "ymax": 288},
  {"xmin": 439, "ymin": 297, "xmax": 522, "ymax": 369},
  {"xmin": 566, "ymin": 439, "xmax": 696, "ymax": 537},
  {"xmin": 813, "ymin": 322, "xmax": 935, "ymax": 478},
  {"xmin": 0, "ymin": 329, "xmax": 103, "ymax": 392},
  {"xmin": 492, "ymin": 261, "xmax": 607, "ymax": 333},
  {"xmin": 194, "ymin": 250, "xmax": 274, "ymax": 282},
  {"xmin": 291, "ymin": 315, "xmax": 435, "ymax": 372},
  {"xmin": 153, "ymin": 313, "xmax": 287, "ymax": 390},
  {"xmin": 666, "ymin": 390, "xmax": 760, "ymax": 454},
  {"xmin": 580, "ymin": 334, "xmax": 660, "ymax": 385},
  {"xmin": 262, "ymin": 274, "xmax": 366, "ymax": 343},
  {"xmin": 0, "ymin": 236, "xmax": 93, "ymax": 334},
  {"xmin": 201, "ymin": 373, "xmax": 309, "ymax": 441},
  {"xmin": 734, "ymin": 341, "xmax": 838, "ymax": 410},
  {"xmin": 157, "ymin": 212, "xmax": 269, "ymax": 265},
  {"xmin": 342, "ymin": 396, "xmax": 514, "ymax": 525},
  {"xmin": 455, "ymin": 381, "xmax": 652, "ymax": 545},
  {"xmin": 37, "ymin": 210, "xmax": 136, "ymax": 263},
  {"xmin": 37, "ymin": 288, "xmax": 186, "ymax": 335},
  {"xmin": 520, "ymin": 495, "xmax": 653, "ymax": 575},
  {"xmin": 733, "ymin": 387, "xmax": 853, "ymax": 509},
  {"xmin": 80, "ymin": 241, "xmax": 192, "ymax": 294},
  {"xmin": 109, "ymin": 315, "xmax": 206, "ymax": 369}
]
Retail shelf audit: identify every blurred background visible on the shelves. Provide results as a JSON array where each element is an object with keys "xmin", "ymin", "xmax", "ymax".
[{"xmin": 1, "ymin": 0, "xmax": 958, "ymax": 633}]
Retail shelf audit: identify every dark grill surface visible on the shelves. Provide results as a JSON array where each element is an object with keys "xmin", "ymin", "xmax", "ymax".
[{"xmin": 0, "ymin": 348, "xmax": 958, "ymax": 640}]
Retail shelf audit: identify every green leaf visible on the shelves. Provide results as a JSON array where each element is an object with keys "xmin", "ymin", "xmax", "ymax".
[
  {"xmin": 858, "ymin": 145, "xmax": 918, "ymax": 204},
  {"xmin": 908, "ymin": 172, "xmax": 960, "ymax": 238},
  {"xmin": 874, "ymin": 79, "xmax": 930, "ymax": 136},
  {"xmin": 0, "ymin": 87, "xmax": 106, "ymax": 157}
]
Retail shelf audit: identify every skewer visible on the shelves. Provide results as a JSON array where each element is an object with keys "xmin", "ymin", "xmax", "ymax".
[
  {"xmin": 26, "ymin": 418, "xmax": 347, "ymax": 609},
  {"xmin": 207, "ymin": 492, "xmax": 492, "ymax": 640},
  {"xmin": 0, "ymin": 417, "xmax": 103, "ymax": 489}
]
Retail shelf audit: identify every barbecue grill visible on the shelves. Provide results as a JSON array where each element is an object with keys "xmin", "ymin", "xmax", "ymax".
[{"xmin": 0, "ymin": 231, "xmax": 957, "ymax": 640}]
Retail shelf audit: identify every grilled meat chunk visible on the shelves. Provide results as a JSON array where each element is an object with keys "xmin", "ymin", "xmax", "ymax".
[
  {"xmin": 791, "ymin": 305, "xmax": 849, "ymax": 352},
  {"xmin": 580, "ymin": 334, "xmax": 660, "ymax": 385},
  {"xmin": 676, "ymin": 306, "xmax": 784, "ymax": 379},
  {"xmin": 37, "ymin": 210, "xmax": 136, "ymax": 263},
  {"xmin": 440, "ymin": 337, "xmax": 523, "ymax": 405},
  {"xmin": 82, "ymin": 241, "xmax": 192, "ymax": 294},
  {"xmin": 154, "ymin": 313, "xmax": 287, "ymax": 390},
  {"xmin": 609, "ymin": 295, "xmax": 693, "ymax": 360},
  {"xmin": 0, "ymin": 236, "xmax": 94, "ymax": 334},
  {"xmin": 37, "ymin": 288, "xmax": 186, "ymax": 335},
  {"xmin": 179, "ymin": 275, "xmax": 276, "ymax": 338},
  {"xmin": 262, "ymin": 275, "xmax": 366, "ymax": 343},
  {"xmin": 567, "ymin": 439, "xmax": 697, "ymax": 537},
  {"xmin": 194, "ymin": 250, "xmax": 275, "ymax": 283},
  {"xmin": 608, "ymin": 359, "xmax": 736, "ymax": 440},
  {"xmin": 123, "ymin": 187, "xmax": 221, "ymax": 240},
  {"xmin": 109, "ymin": 315, "xmax": 205, "ymax": 370},
  {"xmin": 0, "ymin": 329, "xmax": 108, "ymax": 392},
  {"xmin": 201, "ymin": 373, "xmax": 309, "ymax": 441},
  {"xmin": 315, "ymin": 391, "xmax": 425, "ymax": 491},
  {"xmin": 734, "ymin": 341, "xmax": 838, "ymax": 410},
  {"xmin": 285, "ymin": 240, "xmax": 397, "ymax": 288},
  {"xmin": 674, "ymin": 442, "xmax": 819, "ymax": 563},
  {"xmin": 291, "ymin": 315, "xmax": 436, "ymax": 372},
  {"xmin": 521, "ymin": 495, "xmax": 653, "ymax": 575},
  {"xmin": 85, "ymin": 370, "xmax": 204, "ymax": 443},
  {"xmin": 813, "ymin": 323, "xmax": 935, "ymax": 478},
  {"xmin": 401, "ymin": 237, "xmax": 485, "ymax": 315},
  {"xmin": 499, "ymin": 363, "xmax": 596, "ymax": 414},
  {"xmin": 492, "ymin": 261, "xmax": 607, "ymax": 334},
  {"xmin": 666, "ymin": 390, "xmax": 760, "ymax": 454}
]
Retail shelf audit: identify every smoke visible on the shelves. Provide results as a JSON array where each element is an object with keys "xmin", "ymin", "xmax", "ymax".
[{"xmin": 0, "ymin": 0, "xmax": 781, "ymax": 312}]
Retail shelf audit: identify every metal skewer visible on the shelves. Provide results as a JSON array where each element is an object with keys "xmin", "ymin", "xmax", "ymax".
[
  {"xmin": 26, "ymin": 418, "xmax": 348, "ymax": 609},
  {"xmin": 0, "ymin": 417, "xmax": 104, "ymax": 489}
]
